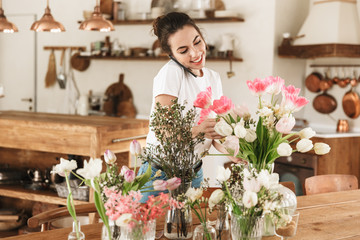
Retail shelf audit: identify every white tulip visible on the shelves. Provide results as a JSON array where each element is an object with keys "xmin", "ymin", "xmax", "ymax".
[
  {"xmin": 208, "ymin": 189, "xmax": 225, "ymax": 210},
  {"xmin": 52, "ymin": 158, "xmax": 77, "ymax": 177},
  {"xmin": 76, "ymin": 158, "xmax": 103, "ymax": 180},
  {"xmin": 130, "ymin": 140, "xmax": 142, "ymax": 156},
  {"xmin": 242, "ymin": 191, "xmax": 258, "ymax": 208},
  {"xmin": 245, "ymin": 129, "xmax": 257, "ymax": 142},
  {"xmin": 268, "ymin": 173, "xmax": 280, "ymax": 189},
  {"xmin": 277, "ymin": 142, "xmax": 293, "ymax": 156},
  {"xmin": 185, "ymin": 187, "xmax": 203, "ymax": 202},
  {"xmin": 214, "ymin": 119, "xmax": 233, "ymax": 136},
  {"xmin": 216, "ymin": 166, "xmax": 231, "ymax": 183},
  {"xmin": 234, "ymin": 121, "xmax": 247, "ymax": 138},
  {"xmin": 104, "ymin": 149, "xmax": 117, "ymax": 165},
  {"xmin": 257, "ymin": 169, "xmax": 270, "ymax": 188},
  {"xmin": 115, "ymin": 213, "xmax": 133, "ymax": 227},
  {"xmin": 298, "ymin": 127, "xmax": 316, "ymax": 139},
  {"xmin": 296, "ymin": 139, "xmax": 313, "ymax": 153},
  {"xmin": 314, "ymin": 142, "xmax": 331, "ymax": 155}
]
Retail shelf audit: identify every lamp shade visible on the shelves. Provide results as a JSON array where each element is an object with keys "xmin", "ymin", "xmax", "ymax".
[
  {"xmin": 0, "ymin": 8, "xmax": 18, "ymax": 33},
  {"xmin": 30, "ymin": 6, "xmax": 65, "ymax": 32},
  {"xmin": 79, "ymin": 6, "xmax": 114, "ymax": 32}
]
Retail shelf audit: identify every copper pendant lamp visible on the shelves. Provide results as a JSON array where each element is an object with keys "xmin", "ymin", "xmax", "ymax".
[
  {"xmin": 0, "ymin": 0, "xmax": 18, "ymax": 33},
  {"xmin": 79, "ymin": 0, "xmax": 114, "ymax": 32},
  {"xmin": 30, "ymin": 0, "xmax": 65, "ymax": 32}
]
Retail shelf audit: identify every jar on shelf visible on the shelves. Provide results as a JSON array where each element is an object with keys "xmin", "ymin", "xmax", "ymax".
[{"xmin": 113, "ymin": 0, "xmax": 126, "ymax": 21}]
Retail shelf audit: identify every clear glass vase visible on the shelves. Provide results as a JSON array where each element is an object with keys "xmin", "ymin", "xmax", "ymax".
[
  {"xmin": 101, "ymin": 220, "xmax": 121, "ymax": 240},
  {"xmin": 193, "ymin": 223, "xmax": 216, "ymax": 240},
  {"xmin": 230, "ymin": 213, "xmax": 264, "ymax": 240},
  {"xmin": 120, "ymin": 219, "xmax": 156, "ymax": 240},
  {"xmin": 215, "ymin": 203, "xmax": 230, "ymax": 240},
  {"xmin": 164, "ymin": 181, "xmax": 193, "ymax": 239},
  {"xmin": 68, "ymin": 221, "xmax": 85, "ymax": 240}
]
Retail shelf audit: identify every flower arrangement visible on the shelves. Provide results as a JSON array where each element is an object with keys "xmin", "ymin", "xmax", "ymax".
[
  {"xmin": 103, "ymin": 189, "xmax": 183, "ymax": 240},
  {"xmin": 194, "ymin": 76, "xmax": 331, "ymax": 171},
  {"xmin": 52, "ymin": 158, "xmax": 83, "ymax": 240},
  {"xmin": 185, "ymin": 187, "xmax": 215, "ymax": 240},
  {"xmin": 141, "ymin": 99, "xmax": 205, "ymax": 185},
  {"xmin": 215, "ymin": 164, "xmax": 284, "ymax": 239}
]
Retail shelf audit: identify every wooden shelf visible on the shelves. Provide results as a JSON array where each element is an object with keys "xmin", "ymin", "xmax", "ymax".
[
  {"xmin": 81, "ymin": 55, "xmax": 243, "ymax": 62},
  {"xmin": 78, "ymin": 17, "xmax": 244, "ymax": 25},
  {"xmin": 278, "ymin": 43, "xmax": 360, "ymax": 58},
  {"xmin": 0, "ymin": 185, "xmax": 88, "ymax": 206}
]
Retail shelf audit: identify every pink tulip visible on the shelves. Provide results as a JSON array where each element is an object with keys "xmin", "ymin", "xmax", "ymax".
[
  {"xmin": 223, "ymin": 136, "xmax": 240, "ymax": 157},
  {"xmin": 166, "ymin": 177, "xmax": 181, "ymax": 190},
  {"xmin": 246, "ymin": 78, "xmax": 270, "ymax": 96},
  {"xmin": 130, "ymin": 140, "xmax": 141, "ymax": 156},
  {"xmin": 104, "ymin": 149, "xmax": 117, "ymax": 165},
  {"xmin": 231, "ymin": 104, "xmax": 249, "ymax": 118},
  {"xmin": 197, "ymin": 108, "xmax": 211, "ymax": 125},
  {"xmin": 276, "ymin": 115, "xmax": 296, "ymax": 134},
  {"xmin": 265, "ymin": 76, "xmax": 285, "ymax": 95},
  {"xmin": 282, "ymin": 84, "xmax": 300, "ymax": 96},
  {"xmin": 120, "ymin": 165, "xmax": 130, "ymax": 176},
  {"xmin": 283, "ymin": 93, "xmax": 309, "ymax": 112},
  {"xmin": 124, "ymin": 169, "xmax": 135, "ymax": 183},
  {"xmin": 210, "ymin": 96, "xmax": 233, "ymax": 115},
  {"xmin": 194, "ymin": 86, "xmax": 212, "ymax": 109},
  {"xmin": 153, "ymin": 180, "xmax": 168, "ymax": 191}
]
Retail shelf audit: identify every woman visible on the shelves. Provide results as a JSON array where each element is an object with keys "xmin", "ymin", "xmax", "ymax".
[{"xmin": 138, "ymin": 12, "xmax": 234, "ymax": 202}]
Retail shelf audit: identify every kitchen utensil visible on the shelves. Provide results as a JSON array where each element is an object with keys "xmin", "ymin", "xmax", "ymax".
[
  {"xmin": 0, "ymin": 209, "xmax": 26, "ymax": 231},
  {"xmin": 45, "ymin": 49, "xmax": 57, "ymax": 88},
  {"xmin": 313, "ymin": 91, "xmax": 337, "ymax": 114},
  {"xmin": 336, "ymin": 119, "xmax": 349, "ymax": 132},
  {"xmin": 319, "ymin": 68, "xmax": 333, "ymax": 91},
  {"xmin": 305, "ymin": 71, "xmax": 322, "ymax": 93},
  {"xmin": 57, "ymin": 49, "xmax": 67, "ymax": 89},
  {"xmin": 70, "ymin": 52, "xmax": 90, "ymax": 72},
  {"xmin": 342, "ymin": 77, "xmax": 360, "ymax": 119},
  {"xmin": 27, "ymin": 168, "xmax": 43, "ymax": 183},
  {"xmin": 227, "ymin": 57, "xmax": 235, "ymax": 78}
]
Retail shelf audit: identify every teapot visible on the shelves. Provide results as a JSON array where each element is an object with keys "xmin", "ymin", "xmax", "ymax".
[{"xmin": 27, "ymin": 168, "xmax": 43, "ymax": 183}]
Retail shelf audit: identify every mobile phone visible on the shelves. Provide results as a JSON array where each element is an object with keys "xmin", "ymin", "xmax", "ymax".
[{"xmin": 169, "ymin": 55, "xmax": 197, "ymax": 78}]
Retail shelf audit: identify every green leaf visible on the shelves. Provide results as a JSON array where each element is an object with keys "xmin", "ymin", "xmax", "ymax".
[
  {"xmin": 94, "ymin": 191, "xmax": 108, "ymax": 226},
  {"xmin": 136, "ymin": 163, "xmax": 152, "ymax": 189},
  {"xmin": 66, "ymin": 193, "xmax": 76, "ymax": 220}
]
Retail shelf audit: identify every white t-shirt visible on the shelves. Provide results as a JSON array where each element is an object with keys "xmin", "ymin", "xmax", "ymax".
[{"xmin": 146, "ymin": 60, "xmax": 223, "ymax": 155}]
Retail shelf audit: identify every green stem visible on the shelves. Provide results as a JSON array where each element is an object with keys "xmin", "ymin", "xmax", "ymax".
[
  {"xmin": 65, "ymin": 174, "xmax": 80, "ymax": 240},
  {"xmin": 134, "ymin": 155, "xmax": 137, "ymax": 176}
]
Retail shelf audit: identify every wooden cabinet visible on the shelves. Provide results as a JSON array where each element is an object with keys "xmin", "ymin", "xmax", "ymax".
[{"xmin": 0, "ymin": 111, "xmax": 149, "ymax": 205}]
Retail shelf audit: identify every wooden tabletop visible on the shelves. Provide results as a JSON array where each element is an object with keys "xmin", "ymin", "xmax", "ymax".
[{"xmin": 4, "ymin": 189, "xmax": 360, "ymax": 240}]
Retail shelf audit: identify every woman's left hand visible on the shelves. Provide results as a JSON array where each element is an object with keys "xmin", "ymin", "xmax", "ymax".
[{"xmin": 192, "ymin": 118, "xmax": 223, "ymax": 139}]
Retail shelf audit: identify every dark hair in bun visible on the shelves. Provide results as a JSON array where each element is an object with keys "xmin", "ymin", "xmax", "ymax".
[{"xmin": 152, "ymin": 12, "xmax": 204, "ymax": 55}]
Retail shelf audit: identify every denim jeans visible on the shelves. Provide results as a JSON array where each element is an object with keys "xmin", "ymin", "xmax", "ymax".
[{"xmin": 137, "ymin": 161, "xmax": 203, "ymax": 203}]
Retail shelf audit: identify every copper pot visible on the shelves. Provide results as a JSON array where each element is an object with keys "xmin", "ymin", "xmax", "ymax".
[
  {"xmin": 305, "ymin": 72, "xmax": 322, "ymax": 93},
  {"xmin": 336, "ymin": 119, "xmax": 349, "ymax": 132}
]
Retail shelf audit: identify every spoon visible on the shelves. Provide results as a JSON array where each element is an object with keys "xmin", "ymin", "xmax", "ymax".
[{"xmin": 57, "ymin": 49, "xmax": 67, "ymax": 89}]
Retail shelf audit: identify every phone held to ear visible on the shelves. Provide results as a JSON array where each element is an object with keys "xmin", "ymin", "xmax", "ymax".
[{"xmin": 169, "ymin": 55, "xmax": 197, "ymax": 78}]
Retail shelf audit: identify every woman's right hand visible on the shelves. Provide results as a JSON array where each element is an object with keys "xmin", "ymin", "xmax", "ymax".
[{"xmin": 192, "ymin": 118, "xmax": 223, "ymax": 139}]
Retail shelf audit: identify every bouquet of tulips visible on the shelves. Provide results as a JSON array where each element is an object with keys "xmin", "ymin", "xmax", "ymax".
[{"xmin": 194, "ymin": 76, "xmax": 331, "ymax": 171}]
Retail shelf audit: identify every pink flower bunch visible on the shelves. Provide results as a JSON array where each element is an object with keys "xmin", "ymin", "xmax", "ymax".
[
  {"xmin": 104, "ymin": 188, "xmax": 183, "ymax": 230},
  {"xmin": 194, "ymin": 86, "xmax": 234, "ymax": 124}
]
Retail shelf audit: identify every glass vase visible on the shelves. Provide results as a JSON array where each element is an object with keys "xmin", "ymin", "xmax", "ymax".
[
  {"xmin": 215, "ymin": 203, "xmax": 230, "ymax": 240},
  {"xmin": 164, "ymin": 181, "xmax": 193, "ymax": 239},
  {"xmin": 120, "ymin": 219, "xmax": 156, "ymax": 240},
  {"xmin": 230, "ymin": 213, "xmax": 263, "ymax": 240},
  {"xmin": 68, "ymin": 221, "xmax": 85, "ymax": 240},
  {"xmin": 193, "ymin": 223, "xmax": 216, "ymax": 240},
  {"xmin": 101, "ymin": 220, "xmax": 121, "ymax": 240}
]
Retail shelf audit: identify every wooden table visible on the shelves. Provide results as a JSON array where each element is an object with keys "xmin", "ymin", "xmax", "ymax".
[{"xmin": 4, "ymin": 189, "xmax": 360, "ymax": 240}]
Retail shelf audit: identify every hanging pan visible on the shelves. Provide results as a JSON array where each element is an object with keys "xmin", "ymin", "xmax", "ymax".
[
  {"xmin": 305, "ymin": 71, "xmax": 323, "ymax": 93},
  {"xmin": 313, "ymin": 91, "xmax": 337, "ymax": 114},
  {"xmin": 342, "ymin": 77, "xmax": 360, "ymax": 119}
]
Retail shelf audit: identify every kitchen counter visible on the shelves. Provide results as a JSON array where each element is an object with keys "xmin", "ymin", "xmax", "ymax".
[
  {"xmin": 0, "ymin": 110, "xmax": 149, "ymax": 157},
  {"xmin": 293, "ymin": 125, "xmax": 360, "ymax": 138}
]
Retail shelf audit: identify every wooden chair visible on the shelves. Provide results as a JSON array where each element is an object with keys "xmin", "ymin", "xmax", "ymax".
[
  {"xmin": 305, "ymin": 174, "xmax": 359, "ymax": 195},
  {"xmin": 279, "ymin": 181, "xmax": 296, "ymax": 194},
  {"xmin": 27, "ymin": 203, "xmax": 98, "ymax": 232}
]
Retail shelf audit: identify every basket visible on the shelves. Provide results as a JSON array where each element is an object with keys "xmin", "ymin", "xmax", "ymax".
[{"xmin": 55, "ymin": 179, "xmax": 89, "ymax": 201}]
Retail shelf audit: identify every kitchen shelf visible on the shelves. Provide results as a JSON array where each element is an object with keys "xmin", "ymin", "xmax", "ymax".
[
  {"xmin": 80, "ymin": 55, "xmax": 243, "ymax": 62},
  {"xmin": 278, "ymin": 43, "xmax": 360, "ymax": 58},
  {"xmin": 0, "ymin": 185, "xmax": 87, "ymax": 206},
  {"xmin": 78, "ymin": 17, "xmax": 244, "ymax": 25}
]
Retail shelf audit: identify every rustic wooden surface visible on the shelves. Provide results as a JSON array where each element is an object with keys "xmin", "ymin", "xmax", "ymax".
[{"xmin": 4, "ymin": 189, "xmax": 360, "ymax": 240}]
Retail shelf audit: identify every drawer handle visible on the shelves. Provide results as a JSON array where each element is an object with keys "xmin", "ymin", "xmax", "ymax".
[{"xmin": 112, "ymin": 135, "xmax": 147, "ymax": 143}]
